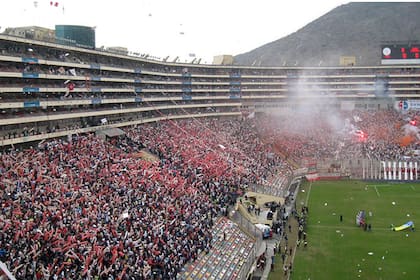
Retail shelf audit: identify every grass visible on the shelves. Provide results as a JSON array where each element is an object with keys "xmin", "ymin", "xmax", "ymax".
[{"xmin": 288, "ymin": 180, "xmax": 420, "ymax": 280}]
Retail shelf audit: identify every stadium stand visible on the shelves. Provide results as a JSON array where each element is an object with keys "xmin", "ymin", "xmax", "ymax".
[
  {"xmin": 2, "ymin": 33, "xmax": 420, "ymax": 279},
  {"xmin": 179, "ymin": 218, "xmax": 255, "ymax": 280}
]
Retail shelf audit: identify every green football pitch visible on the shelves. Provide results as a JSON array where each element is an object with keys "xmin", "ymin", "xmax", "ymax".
[{"xmin": 290, "ymin": 180, "xmax": 420, "ymax": 280}]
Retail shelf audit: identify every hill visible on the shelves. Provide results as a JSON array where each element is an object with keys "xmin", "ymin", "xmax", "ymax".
[{"xmin": 234, "ymin": 2, "xmax": 420, "ymax": 67}]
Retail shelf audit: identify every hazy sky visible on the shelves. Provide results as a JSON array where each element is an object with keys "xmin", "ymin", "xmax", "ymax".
[{"xmin": 0, "ymin": 0, "xmax": 410, "ymax": 63}]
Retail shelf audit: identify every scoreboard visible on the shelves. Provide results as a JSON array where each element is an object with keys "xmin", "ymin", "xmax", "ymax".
[{"xmin": 381, "ymin": 44, "xmax": 420, "ymax": 65}]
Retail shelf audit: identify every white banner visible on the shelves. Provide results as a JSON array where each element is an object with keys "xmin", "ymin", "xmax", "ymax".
[
  {"xmin": 398, "ymin": 162, "xmax": 402, "ymax": 180},
  {"xmin": 388, "ymin": 161, "xmax": 392, "ymax": 180},
  {"xmin": 409, "ymin": 162, "xmax": 414, "ymax": 180},
  {"xmin": 380, "ymin": 161, "xmax": 418, "ymax": 181},
  {"xmin": 382, "ymin": 161, "xmax": 387, "ymax": 180},
  {"xmin": 393, "ymin": 162, "xmax": 397, "ymax": 180},
  {"xmin": 396, "ymin": 100, "xmax": 420, "ymax": 111}
]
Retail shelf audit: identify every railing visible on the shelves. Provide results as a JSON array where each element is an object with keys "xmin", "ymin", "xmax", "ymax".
[{"xmin": 0, "ymin": 112, "xmax": 241, "ymax": 146}]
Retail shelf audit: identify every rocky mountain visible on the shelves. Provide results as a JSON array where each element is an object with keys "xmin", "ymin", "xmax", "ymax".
[{"xmin": 234, "ymin": 2, "xmax": 420, "ymax": 66}]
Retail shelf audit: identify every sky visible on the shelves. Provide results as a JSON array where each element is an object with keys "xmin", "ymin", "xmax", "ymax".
[{"xmin": 0, "ymin": 0, "xmax": 411, "ymax": 64}]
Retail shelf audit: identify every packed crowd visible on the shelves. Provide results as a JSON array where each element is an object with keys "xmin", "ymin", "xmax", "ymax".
[
  {"xmin": 1, "ymin": 108, "xmax": 420, "ymax": 279},
  {"xmin": 0, "ymin": 117, "xmax": 288, "ymax": 279},
  {"xmin": 256, "ymin": 108, "xmax": 420, "ymax": 165},
  {"xmin": 2, "ymin": 135, "xmax": 216, "ymax": 279},
  {"xmin": 127, "ymin": 118, "xmax": 288, "ymax": 188}
]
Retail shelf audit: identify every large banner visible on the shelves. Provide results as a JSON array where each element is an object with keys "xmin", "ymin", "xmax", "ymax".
[
  {"xmin": 396, "ymin": 100, "xmax": 420, "ymax": 111},
  {"xmin": 381, "ymin": 161, "xmax": 418, "ymax": 181},
  {"xmin": 305, "ymin": 173, "xmax": 319, "ymax": 181}
]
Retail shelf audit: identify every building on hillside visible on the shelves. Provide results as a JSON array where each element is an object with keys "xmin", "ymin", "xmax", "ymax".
[
  {"xmin": 2, "ymin": 26, "xmax": 55, "ymax": 42},
  {"xmin": 213, "ymin": 55, "xmax": 234, "ymax": 65}
]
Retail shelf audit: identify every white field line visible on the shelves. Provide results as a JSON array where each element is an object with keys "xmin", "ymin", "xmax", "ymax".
[
  {"xmin": 365, "ymin": 184, "xmax": 390, "ymax": 187},
  {"xmin": 374, "ymin": 186, "xmax": 380, "ymax": 197},
  {"xmin": 305, "ymin": 181, "xmax": 312, "ymax": 206}
]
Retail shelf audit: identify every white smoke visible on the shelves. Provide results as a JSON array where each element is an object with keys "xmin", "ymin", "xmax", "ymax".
[{"xmin": 401, "ymin": 123, "xmax": 420, "ymax": 140}]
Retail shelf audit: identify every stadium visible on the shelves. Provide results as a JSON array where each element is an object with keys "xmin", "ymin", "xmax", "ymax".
[{"xmin": 1, "ymin": 3, "xmax": 420, "ymax": 280}]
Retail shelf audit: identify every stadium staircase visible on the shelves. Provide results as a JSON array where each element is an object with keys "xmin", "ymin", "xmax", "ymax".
[
  {"xmin": 251, "ymin": 174, "xmax": 288, "ymax": 197},
  {"xmin": 268, "ymin": 175, "xmax": 288, "ymax": 197},
  {"xmin": 180, "ymin": 217, "xmax": 256, "ymax": 280}
]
